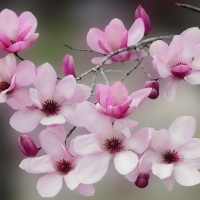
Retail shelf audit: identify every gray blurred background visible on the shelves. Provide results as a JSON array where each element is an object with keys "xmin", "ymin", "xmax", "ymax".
[{"xmin": 1, "ymin": 0, "xmax": 200, "ymax": 199}]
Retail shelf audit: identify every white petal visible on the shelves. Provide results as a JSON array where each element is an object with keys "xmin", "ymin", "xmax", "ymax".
[
  {"xmin": 114, "ymin": 151, "xmax": 138, "ymax": 174},
  {"xmin": 64, "ymin": 170, "xmax": 79, "ymax": 190},
  {"xmin": 76, "ymin": 184, "xmax": 95, "ymax": 196}
]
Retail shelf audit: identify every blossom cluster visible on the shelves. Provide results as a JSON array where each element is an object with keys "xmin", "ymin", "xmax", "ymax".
[{"xmin": 0, "ymin": 4, "xmax": 200, "ymax": 198}]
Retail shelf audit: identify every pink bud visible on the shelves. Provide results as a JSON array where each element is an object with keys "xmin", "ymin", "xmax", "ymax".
[
  {"xmin": 135, "ymin": 5, "xmax": 152, "ymax": 35},
  {"xmin": 144, "ymin": 81, "xmax": 159, "ymax": 99},
  {"xmin": 18, "ymin": 135, "xmax": 38, "ymax": 157},
  {"xmin": 135, "ymin": 173, "xmax": 150, "ymax": 188},
  {"xmin": 62, "ymin": 54, "xmax": 76, "ymax": 78}
]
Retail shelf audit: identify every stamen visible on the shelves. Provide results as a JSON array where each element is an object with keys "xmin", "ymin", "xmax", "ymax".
[
  {"xmin": 104, "ymin": 136, "xmax": 124, "ymax": 154},
  {"xmin": 56, "ymin": 159, "xmax": 71, "ymax": 174},
  {"xmin": 162, "ymin": 149, "xmax": 179, "ymax": 164},
  {"xmin": 41, "ymin": 99, "xmax": 60, "ymax": 116},
  {"xmin": 0, "ymin": 81, "xmax": 10, "ymax": 92}
]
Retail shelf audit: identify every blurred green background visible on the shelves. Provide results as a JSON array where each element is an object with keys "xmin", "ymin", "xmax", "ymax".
[{"xmin": 0, "ymin": 0, "xmax": 200, "ymax": 199}]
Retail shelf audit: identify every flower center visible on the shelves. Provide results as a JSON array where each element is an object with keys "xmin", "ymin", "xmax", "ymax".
[
  {"xmin": 56, "ymin": 159, "xmax": 71, "ymax": 174},
  {"xmin": 41, "ymin": 99, "xmax": 60, "ymax": 116},
  {"xmin": 170, "ymin": 63, "xmax": 192, "ymax": 78},
  {"xmin": 104, "ymin": 136, "xmax": 124, "ymax": 154},
  {"xmin": 162, "ymin": 149, "xmax": 179, "ymax": 164},
  {"xmin": 0, "ymin": 81, "xmax": 10, "ymax": 92}
]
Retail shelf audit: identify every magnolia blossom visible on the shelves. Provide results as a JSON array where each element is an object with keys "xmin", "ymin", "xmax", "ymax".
[
  {"xmin": 96, "ymin": 81, "xmax": 152, "ymax": 119},
  {"xmin": 10, "ymin": 63, "xmax": 91, "ymax": 133},
  {"xmin": 19, "ymin": 126, "xmax": 95, "ymax": 197},
  {"xmin": 0, "ymin": 53, "xmax": 36, "ymax": 109},
  {"xmin": 87, "ymin": 18, "xmax": 146, "ymax": 64},
  {"xmin": 0, "ymin": 9, "xmax": 39, "ymax": 52},
  {"xmin": 150, "ymin": 27, "xmax": 200, "ymax": 101},
  {"xmin": 71, "ymin": 102, "xmax": 151, "ymax": 184},
  {"xmin": 135, "ymin": 5, "xmax": 152, "ymax": 35},
  {"xmin": 62, "ymin": 54, "xmax": 76, "ymax": 78},
  {"xmin": 143, "ymin": 116, "xmax": 200, "ymax": 190}
]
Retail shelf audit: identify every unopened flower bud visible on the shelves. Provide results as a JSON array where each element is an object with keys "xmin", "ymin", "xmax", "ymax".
[
  {"xmin": 144, "ymin": 81, "xmax": 159, "ymax": 99},
  {"xmin": 135, "ymin": 173, "xmax": 150, "ymax": 188},
  {"xmin": 135, "ymin": 5, "xmax": 152, "ymax": 35},
  {"xmin": 18, "ymin": 135, "xmax": 38, "ymax": 157},
  {"xmin": 62, "ymin": 54, "xmax": 76, "ymax": 78}
]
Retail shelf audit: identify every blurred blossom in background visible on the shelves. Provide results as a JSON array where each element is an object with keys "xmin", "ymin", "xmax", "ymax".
[{"xmin": 1, "ymin": 0, "xmax": 200, "ymax": 199}]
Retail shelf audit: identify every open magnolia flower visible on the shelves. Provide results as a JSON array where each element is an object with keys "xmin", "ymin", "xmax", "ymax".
[
  {"xmin": 87, "ymin": 18, "xmax": 146, "ymax": 64},
  {"xmin": 143, "ymin": 116, "xmax": 200, "ymax": 190},
  {"xmin": 96, "ymin": 81, "xmax": 152, "ymax": 119},
  {"xmin": 71, "ymin": 102, "xmax": 151, "ymax": 184},
  {"xmin": 0, "ymin": 9, "xmax": 39, "ymax": 52},
  {"xmin": 19, "ymin": 125, "xmax": 95, "ymax": 197},
  {"xmin": 150, "ymin": 27, "xmax": 200, "ymax": 101},
  {"xmin": 0, "ymin": 53, "xmax": 36, "ymax": 109},
  {"xmin": 10, "ymin": 63, "xmax": 91, "ymax": 133}
]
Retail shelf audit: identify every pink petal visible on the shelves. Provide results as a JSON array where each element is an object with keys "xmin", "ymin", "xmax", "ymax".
[
  {"xmin": 152, "ymin": 55, "xmax": 171, "ymax": 78},
  {"xmin": 39, "ymin": 128, "xmax": 65, "ymax": 157},
  {"xmin": 98, "ymin": 38, "xmax": 110, "ymax": 53},
  {"xmin": 179, "ymin": 138, "xmax": 200, "ymax": 160},
  {"xmin": 150, "ymin": 129, "xmax": 169, "ymax": 153},
  {"xmin": 64, "ymin": 170, "xmax": 80, "ymax": 190},
  {"xmin": 10, "ymin": 109, "xmax": 43, "ymax": 133},
  {"xmin": 114, "ymin": 151, "xmax": 138, "ymax": 174},
  {"xmin": 128, "ymin": 18, "xmax": 144, "ymax": 46},
  {"xmin": 152, "ymin": 162, "xmax": 174, "ymax": 179},
  {"xmin": 0, "ymin": 30, "xmax": 12, "ymax": 47},
  {"xmin": 164, "ymin": 77, "xmax": 181, "ymax": 102},
  {"xmin": 14, "ymin": 60, "xmax": 36, "ymax": 86},
  {"xmin": 126, "ymin": 127, "xmax": 150, "ymax": 154},
  {"xmin": 74, "ymin": 153, "xmax": 111, "ymax": 184},
  {"xmin": 6, "ymin": 41, "xmax": 30, "ymax": 52},
  {"xmin": 87, "ymin": 28, "xmax": 106, "ymax": 52},
  {"xmin": 163, "ymin": 175, "xmax": 174, "ymax": 191},
  {"xmin": 185, "ymin": 71, "xmax": 200, "ymax": 85},
  {"xmin": 169, "ymin": 116, "xmax": 196, "ymax": 150},
  {"xmin": 25, "ymin": 33, "xmax": 39, "ymax": 44},
  {"xmin": 16, "ymin": 26, "xmax": 32, "ymax": 42},
  {"xmin": 19, "ymin": 11, "xmax": 37, "ymax": 40},
  {"xmin": 173, "ymin": 162, "xmax": 200, "ymax": 186},
  {"xmin": 47, "ymin": 124, "xmax": 67, "ymax": 141},
  {"xmin": 61, "ymin": 104, "xmax": 83, "ymax": 127},
  {"xmin": 0, "ymin": 9, "xmax": 19, "ymax": 40},
  {"xmin": 31, "ymin": 155, "xmax": 56, "ymax": 173},
  {"xmin": 7, "ymin": 87, "xmax": 33, "ymax": 110},
  {"xmin": 0, "ymin": 93, "xmax": 7, "ymax": 102},
  {"xmin": 150, "ymin": 40, "xmax": 170, "ymax": 63},
  {"xmin": 67, "ymin": 84, "xmax": 91, "ymax": 104},
  {"xmin": 190, "ymin": 45, "xmax": 200, "ymax": 70},
  {"xmin": 96, "ymin": 84, "xmax": 110, "ymax": 108},
  {"xmin": 130, "ymin": 88, "xmax": 152, "ymax": 107},
  {"xmin": 77, "ymin": 184, "xmax": 95, "ymax": 196},
  {"xmin": 124, "ymin": 165, "xmax": 139, "ymax": 182},
  {"xmin": 113, "ymin": 119, "xmax": 132, "ymax": 138},
  {"xmin": 77, "ymin": 102, "xmax": 113, "ymax": 137},
  {"xmin": 37, "ymin": 172, "xmax": 63, "ymax": 197},
  {"xmin": 29, "ymin": 88, "xmax": 42, "ymax": 108},
  {"xmin": 105, "ymin": 19, "xmax": 126, "ymax": 51},
  {"xmin": 120, "ymin": 31, "xmax": 128, "ymax": 48},
  {"xmin": 73, "ymin": 134, "xmax": 102, "ymax": 156},
  {"xmin": 54, "ymin": 75, "xmax": 76, "ymax": 103},
  {"xmin": 110, "ymin": 81, "xmax": 128, "ymax": 104},
  {"xmin": 34, "ymin": 63, "xmax": 57, "ymax": 100},
  {"xmin": 40, "ymin": 115, "xmax": 66, "ymax": 126},
  {"xmin": 139, "ymin": 150, "xmax": 161, "ymax": 173}
]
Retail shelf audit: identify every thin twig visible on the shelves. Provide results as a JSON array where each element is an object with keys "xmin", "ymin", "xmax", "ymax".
[
  {"xmin": 175, "ymin": 3, "xmax": 200, "ymax": 13},
  {"xmin": 64, "ymin": 44, "xmax": 106, "ymax": 56},
  {"xmin": 100, "ymin": 68, "xmax": 109, "ymax": 86},
  {"xmin": 103, "ymin": 69, "xmax": 126, "ymax": 74},
  {"xmin": 135, "ymin": 47, "xmax": 154, "ymax": 80},
  {"xmin": 65, "ymin": 126, "xmax": 76, "ymax": 143},
  {"xmin": 14, "ymin": 52, "xmax": 24, "ymax": 61},
  {"xmin": 87, "ymin": 70, "xmax": 98, "ymax": 101}
]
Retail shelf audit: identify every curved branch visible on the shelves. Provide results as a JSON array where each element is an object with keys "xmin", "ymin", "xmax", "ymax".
[{"xmin": 175, "ymin": 3, "xmax": 200, "ymax": 13}]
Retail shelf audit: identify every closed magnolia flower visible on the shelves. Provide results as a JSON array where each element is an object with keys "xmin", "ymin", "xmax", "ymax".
[
  {"xmin": 62, "ymin": 54, "xmax": 76, "ymax": 78},
  {"xmin": 144, "ymin": 81, "xmax": 159, "ymax": 99},
  {"xmin": 135, "ymin": 5, "xmax": 151, "ymax": 35},
  {"xmin": 135, "ymin": 173, "xmax": 150, "ymax": 188},
  {"xmin": 18, "ymin": 135, "xmax": 38, "ymax": 157}
]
